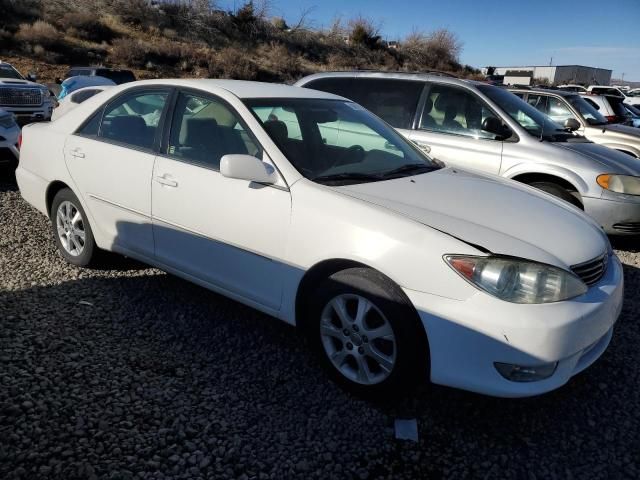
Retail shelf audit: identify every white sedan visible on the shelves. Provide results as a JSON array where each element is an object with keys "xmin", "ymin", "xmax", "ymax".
[{"xmin": 16, "ymin": 80, "xmax": 623, "ymax": 398}]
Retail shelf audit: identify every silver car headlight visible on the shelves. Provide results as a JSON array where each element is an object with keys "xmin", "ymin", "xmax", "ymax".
[
  {"xmin": 444, "ymin": 255, "xmax": 588, "ymax": 304},
  {"xmin": 597, "ymin": 174, "xmax": 640, "ymax": 195}
]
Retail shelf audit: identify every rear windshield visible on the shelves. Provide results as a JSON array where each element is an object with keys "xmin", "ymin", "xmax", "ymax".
[
  {"xmin": 566, "ymin": 95, "xmax": 608, "ymax": 125},
  {"xmin": 0, "ymin": 64, "xmax": 24, "ymax": 80}
]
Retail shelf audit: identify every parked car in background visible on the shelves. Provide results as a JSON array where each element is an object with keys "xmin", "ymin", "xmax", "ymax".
[
  {"xmin": 0, "ymin": 61, "xmax": 55, "ymax": 124},
  {"xmin": 16, "ymin": 79, "xmax": 624, "ymax": 398},
  {"xmin": 587, "ymin": 85, "xmax": 640, "ymax": 107},
  {"xmin": 558, "ymin": 84, "xmax": 587, "ymax": 93},
  {"xmin": 57, "ymin": 76, "xmax": 116, "ymax": 101},
  {"xmin": 623, "ymin": 104, "xmax": 640, "ymax": 128},
  {"xmin": 52, "ymin": 85, "xmax": 112, "ymax": 121},
  {"xmin": 0, "ymin": 107, "xmax": 19, "ymax": 168},
  {"xmin": 64, "ymin": 67, "xmax": 136, "ymax": 85},
  {"xmin": 580, "ymin": 93, "xmax": 631, "ymax": 124},
  {"xmin": 297, "ymin": 72, "xmax": 640, "ymax": 234},
  {"xmin": 510, "ymin": 87, "xmax": 640, "ymax": 158}
]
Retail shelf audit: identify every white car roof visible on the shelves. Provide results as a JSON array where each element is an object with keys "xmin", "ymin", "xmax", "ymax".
[{"xmin": 125, "ymin": 79, "xmax": 347, "ymax": 100}]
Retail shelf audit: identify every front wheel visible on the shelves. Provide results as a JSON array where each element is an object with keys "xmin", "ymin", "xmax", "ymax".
[
  {"xmin": 308, "ymin": 267, "xmax": 427, "ymax": 398},
  {"xmin": 529, "ymin": 181, "xmax": 582, "ymax": 209},
  {"xmin": 50, "ymin": 188, "xmax": 97, "ymax": 267}
]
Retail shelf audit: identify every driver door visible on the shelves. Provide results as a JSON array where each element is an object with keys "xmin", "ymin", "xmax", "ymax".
[{"xmin": 409, "ymin": 83, "xmax": 503, "ymax": 175}]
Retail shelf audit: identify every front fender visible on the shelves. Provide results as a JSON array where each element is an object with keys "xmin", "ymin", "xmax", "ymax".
[{"xmin": 502, "ymin": 163, "xmax": 590, "ymax": 195}]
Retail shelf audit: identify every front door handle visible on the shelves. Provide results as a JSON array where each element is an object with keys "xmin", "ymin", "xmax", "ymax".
[
  {"xmin": 154, "ymin": 175, "xmax": 178, "ymax": 187},
  {"xmin": 69, "ymin": 148, "xmax": 85, "ymax": 158}
]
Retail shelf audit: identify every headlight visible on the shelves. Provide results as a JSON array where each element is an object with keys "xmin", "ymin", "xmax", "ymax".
[
  {"xmin": 597, "ymin": 174, "xmax": 640, "ymax": 195},
  {"xmin": 0, "ymin": 114, "xmax": 16, "ymax": 129},
  {"xmin": 39, "ymin": 87, "xmax": 51, "ymax": 97},
  {"xmin": 444, "ymin": 255, "xmax": 588, "ymax": 304}
]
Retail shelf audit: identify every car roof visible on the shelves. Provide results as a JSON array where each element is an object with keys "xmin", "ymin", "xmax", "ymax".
[
  {"xmin": 298, "ymin": 71, "xmax": 479, "ymax": 88},
  {"xmin": 508, "ymin": 87, "xmax": 576, "ymax": 97},
  {"xmin": 122, "ymin": 78, "xmax": 347, "ymax": 100}
]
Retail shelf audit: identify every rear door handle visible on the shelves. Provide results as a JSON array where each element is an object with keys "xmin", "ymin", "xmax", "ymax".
[
  {"xmin": 154, "ymin": 175, "xmax": 178, "ymax": 187},
  {"xmin": 69, "ymin": 148, "xmax": 85, "ymax": 158}
]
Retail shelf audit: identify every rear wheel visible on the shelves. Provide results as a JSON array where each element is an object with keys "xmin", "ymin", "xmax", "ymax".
[
  {"xmin": 50, "ymin": 189, "xmax": 97, "ymax": 267},
  {"xmin": 529, "ymin": 181, "xmax": 582, "ymax": 209},
  {"xmin": 307, "ymin": 267, "xmax": 427, "ymax": 398}
]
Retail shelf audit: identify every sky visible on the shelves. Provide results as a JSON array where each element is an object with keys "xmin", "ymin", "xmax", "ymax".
[{"xmin": 218, "ymin": 0, "xmax": 640, "ymax": 81}]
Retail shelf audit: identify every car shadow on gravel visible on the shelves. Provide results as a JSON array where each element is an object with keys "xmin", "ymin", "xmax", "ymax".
[
  {"xmin": 2, "ymin": 260, "xmax": 639, "ymax": 478},
  {"xmin": 0, "ymin": 165, "xmax": 17, "ymax": 192}
]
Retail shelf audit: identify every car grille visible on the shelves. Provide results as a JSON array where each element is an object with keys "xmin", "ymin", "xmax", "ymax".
[
  {"xmin": 571, "ymin": 253, "xmax": 608, "ymax": 286},
  {"xmin": 0, "ymin": 87, "xmax": 43, "ymax": 106},
  {"xmin": 612, "ymin": 222, "xmax": 640, "ymax": 234}
]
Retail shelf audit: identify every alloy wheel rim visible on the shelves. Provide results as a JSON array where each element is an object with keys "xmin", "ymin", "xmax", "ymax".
[
  {"xmin": 320, "ymin": 293, "xmax": 397, "ymax": 385},
  {"xmin": 56, "ymin": 201, "xmax": 85, "ymax": 257}
]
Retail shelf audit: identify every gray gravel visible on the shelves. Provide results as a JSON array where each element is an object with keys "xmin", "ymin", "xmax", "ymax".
[{"xmin": 1, "ymin": 168, "xmax": 640, "ymax": 479}]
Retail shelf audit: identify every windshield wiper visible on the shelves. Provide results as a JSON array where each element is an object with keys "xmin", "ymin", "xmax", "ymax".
[
  {"xmin": 312, "ymin": 172, "xmax": 384, "ymax": 184},
  {"xmin": 379, "ymin": 163, "xmax": 438, "ymax": 178}
]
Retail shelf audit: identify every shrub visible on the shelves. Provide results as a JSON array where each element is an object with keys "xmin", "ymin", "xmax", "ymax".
[
  {"xmin": 16, "ymin": 21, "xmax": 63, "ymax": 48},
  {"xmin": 401, "ymin": 29, "xmax": 462, "ymax": 71},
  {"xmin": 59, "ymin": 12, "xmax": 115, "ymax": 42},
  {"xmin": 110, "ymin": 37, "xmax": 147, "ymax": 67},
  {"xmin": 0, "ymin": 0, "xmax": 41, "ymax": 29},
  {"xmin": 348, "ymin": 17, "xmax": 381, "ymax": 49},
  {"xmin": 208, "ymin": 47, "xmax": 257, "ymax": 80}
]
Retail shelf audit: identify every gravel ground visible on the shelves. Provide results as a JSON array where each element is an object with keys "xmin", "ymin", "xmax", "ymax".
[{"xmin": 1, "ymin": 167, "xmax": 640, "ymax": 480}]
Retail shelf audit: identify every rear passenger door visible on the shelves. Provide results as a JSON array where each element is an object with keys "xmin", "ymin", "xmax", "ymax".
[
  {"xmin": 64, "ymin": 88, "xmax": 170, "ymax": 257},
  {"xmin": 409, "ymin": 83, "xmax": 503, "ymax": 174},
  {"xmin": 151, "ymin": 90, "xmax": 291, "ymax": 310}
]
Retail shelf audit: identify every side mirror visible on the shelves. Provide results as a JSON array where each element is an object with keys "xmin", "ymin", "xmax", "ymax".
[
  {"xmin": 26, "ymin": 72, "xmax": 38, "ymax": 82},
  {"xmin": 564, "ymin": 118, "xmax": 581, "ymax": 131},
  {"xmin": 482, "ymin": 116, "xmax": 512, "ymax": 139},
  {"xmin": 220, "ymin": 154, "xmax": 277, "ymax": 184}
]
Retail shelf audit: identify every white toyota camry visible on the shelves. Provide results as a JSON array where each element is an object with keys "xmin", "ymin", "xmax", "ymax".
[{"xmin": 16, "ymin": 79, "xmax": 623, "ymax": 398}]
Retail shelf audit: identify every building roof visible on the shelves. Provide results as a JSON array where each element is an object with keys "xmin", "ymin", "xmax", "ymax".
[{"xmin": 491, "ymin": 65, "xmax": 612, "ymax": 71}]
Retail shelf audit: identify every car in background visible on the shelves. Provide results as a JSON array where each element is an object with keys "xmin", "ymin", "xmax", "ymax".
[
  {"xmin": 297, "ymin": 71, "xmax": 640, "ymax": 234},
  {"xmin": 15, "ymin": 79, "xmax": 624, "ymax": 398},
  {"xmin": 52, "ymin": 85, "xmax": 112, "ymax": 121},
  {"xmin": 0, "ymin": 61, "xmax": 55, "ymax": 124},
  {"xmin": 64, "ymin": 67, "xmax": 136, "ymax": 85},
  {"xmin": 623, "ymin": 104, "xmax": 640, "ymax": 128},
  {"xmin": 0, "ymin": 107, "xmax": 19, "ymax": 168},
  {"xmin": 510, "ymin": 87, "xmax": 640, "ymax": 158},
  {"xmin": 587, "ymin": 86, "xmax": 640, "ymax": 107},
  {"xmin": 580, "ymin": 93, "xmax": 631, "ymax": 124},
  {"xmin": 558, "ymin": 84, "xmax": 587, "ymax": 93}
]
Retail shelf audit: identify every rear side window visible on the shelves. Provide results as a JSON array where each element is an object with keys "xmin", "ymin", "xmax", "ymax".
[
  {"xmin": 526, "ymin": 94, "xmax": 547, "ymax": 112},
  {"xmin": 99, "ymin": 91, "xmax": 168, "ymax": 150},
  {"xmin": 348, "ymin": 79, "xmax": 424, "ymax": 130},
  {"xmin": 71, "ymin": 89, "xmax": 102, "ymax": 104},
  {"xmin": 303, "ymin": 77, "xmax": 355, "ymax": 99},
  {"xmin": 67, "ymin": 69, "xmax": 91, "ymax": 77},
  {"xmin": 77, "ymin": 111, "xmax": 101, "ymax": 136}
]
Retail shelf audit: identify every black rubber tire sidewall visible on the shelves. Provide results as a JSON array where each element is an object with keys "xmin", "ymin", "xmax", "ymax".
[
  {"xmin": 529, "ymin": 181, "xmax": 582, "ymax": 209},
  {"xmin": 307, "ymin": 267, "xmax": 427, "ymax": 398},
  {"xmin": 50, "ymin": 189, "xmax": 97, "ymax": 267}
]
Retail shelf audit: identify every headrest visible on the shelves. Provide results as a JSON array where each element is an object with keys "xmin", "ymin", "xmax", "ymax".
[
  {"xmin": 264, "ymin": 120, "xmax": 288, "ymax": 144},
  {"xmin": 184, "ymin": 117, "xmax": 218, "ymax": 145}
]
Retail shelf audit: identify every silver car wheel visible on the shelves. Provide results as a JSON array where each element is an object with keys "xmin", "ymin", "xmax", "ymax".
[
  {"xmin": 320, "ymin": 293, "xmax": 397, "ymax": 385},
  {"xmin": 55, "ymin": 200, "xmax": 85, "ymax": 257}
]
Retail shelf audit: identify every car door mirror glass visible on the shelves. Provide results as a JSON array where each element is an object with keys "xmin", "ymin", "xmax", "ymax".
[{"xmin": 220, "ymin": 154, "xmax": 277, "ymax": 184}]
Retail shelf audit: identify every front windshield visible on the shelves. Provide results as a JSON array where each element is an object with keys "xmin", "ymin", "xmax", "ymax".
[
  {"xmin": 0, "ymin": 64, "xmax": 25, "ymax": 80},
  {"xmin": 566, "ymin": 94, "xmax": 608, "ymax": 125},
  {"xmin": 245, "ymin": 98, "xmax": 438, "ymax": 185},
  {"xmin": 477, "ymin": 85, "xmax": 568, "ymax": 140}
]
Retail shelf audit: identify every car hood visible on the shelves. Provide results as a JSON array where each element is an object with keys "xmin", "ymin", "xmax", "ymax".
[
  {"xmin": 554, "ymin": 141, "xmax": 640, "ymax": 175},
  {"xmin": 336, "ymin": 168, "xmax": 607, "ymax": 269},
  {"xmin": 0, "ymin": 78, "xmax": 44, "ymax": 88}
]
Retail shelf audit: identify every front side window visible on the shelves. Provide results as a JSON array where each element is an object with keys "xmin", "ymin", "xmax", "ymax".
[
  {"xmin": 421, "ymin": 84, "xmax": 503, "ymax": 140},
  {"xmin": 168, "ymin": 92, "xmax": 260, "ymax": 169},
  {"xmin": 246, "ymin": 98, "xmax": 438, "ymax": 185},
  {"xmin": 477, "ymin": 85, "xmax": 568, "ymax": 141},
  {"xmin": 100, "ymin": 91, "xmax": 168, "ymax": 149},
  {"xmin": 527, "ymin": 94, "xmax": 547, "ymax": 112},
  {"xmin": 547, "ymin": 97, "xmax": 577, "ymax": 124},
  {"xmin": 0, "ymin": 64, "xmax": 24, "ymax": 80}
]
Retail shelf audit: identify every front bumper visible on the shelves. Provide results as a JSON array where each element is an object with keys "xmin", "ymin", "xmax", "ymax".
[
  {"xmin": 0, "ymin": 126, "xmax": 20, "ymax": 164},
  {"xmin": 404, "ymin": 253, "xmax": 624, "ymax": 397},
  {"xmin": 2, "ymin": 104, "xmax": 53, "ymax": 125},
  {"xmin": 584, "ymin": 193, "xmax": 640, "ymax": 235}
]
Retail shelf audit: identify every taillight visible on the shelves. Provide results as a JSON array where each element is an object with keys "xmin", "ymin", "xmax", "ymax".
[
  {"xmin": 605, "ymin": 115, "xmax": 616, "ymax": 123},
  {"xmin": 17, "ymin": 132, "xmax": 22, "ymax": 150}
]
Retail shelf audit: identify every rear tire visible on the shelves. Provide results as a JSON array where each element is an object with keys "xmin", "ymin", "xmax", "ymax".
[
  {"xmin": 529, "ymin": 181, "xmax": 582, "ymax": 209},
  {"xmin": 306, "ymin": 267, "xmax": 428, "ymax": 399},
  {"xmin": 50, "ymin": 188, "xmax": 97, "ymax": 267}
]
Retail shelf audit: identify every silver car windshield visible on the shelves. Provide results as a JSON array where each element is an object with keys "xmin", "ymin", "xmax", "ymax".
[
  {"xmin": 477, "ymin": 85, "xmax": 570, "ymax": 141},
  {"xmin": 566, "ymin": 95, "xmax": 608, "ymax": 126},
  {"xmin": 245, "ymin": 98, "xmax": 439, "ymax": 185},
  {"xmin": 0, "ymin": 64, "xmax": 24, "ymax": 80}
]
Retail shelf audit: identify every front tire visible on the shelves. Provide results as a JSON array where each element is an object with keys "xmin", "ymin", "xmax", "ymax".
[
  {"xmin": 529, "ymin": 181, "xmax": 582, "ymax": 209},
  {"xmin": 308, "ymin": 267, "xmax": 427, "ymax": 398},
  {"xmin": 50, "ymin": 188, "xmax": 97, "ymax": 267}
]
